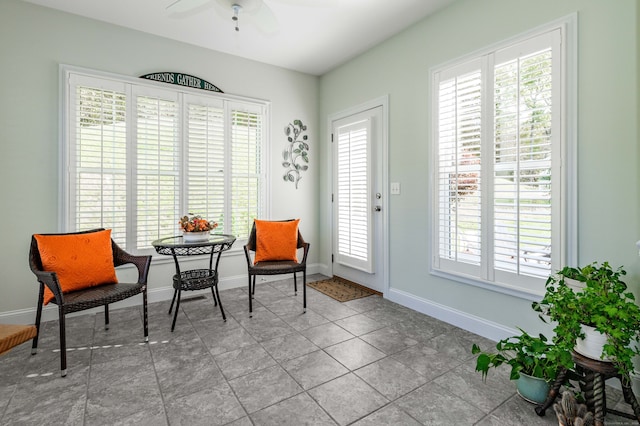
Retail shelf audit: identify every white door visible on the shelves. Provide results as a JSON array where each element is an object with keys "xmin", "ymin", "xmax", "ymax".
[{"xmin": 331, "ymin": 104, "xmax": 385, "ymax": 293}]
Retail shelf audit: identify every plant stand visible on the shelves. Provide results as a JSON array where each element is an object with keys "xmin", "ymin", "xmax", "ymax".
[{"xmin": 535, "ymin": 351, "xmax": 640, "ymax": 426}]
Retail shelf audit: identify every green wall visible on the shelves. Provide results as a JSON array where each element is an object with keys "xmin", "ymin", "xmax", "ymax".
[{"xmin": 319, "ymin": 0, "xmax": 640, "ymax": 335}]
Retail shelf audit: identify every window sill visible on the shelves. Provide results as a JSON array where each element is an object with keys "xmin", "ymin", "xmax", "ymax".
[{"xmin": 430, "ymin": 268, "xmax": 545, "ymax": 302}]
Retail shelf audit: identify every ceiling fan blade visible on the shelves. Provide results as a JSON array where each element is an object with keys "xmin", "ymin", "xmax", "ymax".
[
  {"xmin": 246, "ymin": 2, "xmax": 279, "ymax": 35},
  {"xmin": 270, "ymin": 0, "xmax": 339, "ymax": 6},
  {"xmin": 166, "ymin": 0, "xmax": 212, "ymax": 14}
]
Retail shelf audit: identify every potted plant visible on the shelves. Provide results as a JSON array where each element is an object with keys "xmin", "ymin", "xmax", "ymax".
[
  {"xmin": 178, "ymin": 214, "xmax": 218, "ymax": 242},
  {"xmin": 472, "ymin": 328, "xmax": 573, "ymax": 404},
  {"xmin": 532, "ymin": 262, "xmax": 640, "ymax": 380}
]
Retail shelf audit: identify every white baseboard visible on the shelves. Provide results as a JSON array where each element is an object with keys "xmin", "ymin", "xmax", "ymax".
[
  {"xmin": 0, "ymin": 263, "xmax": 327, "ymax": 325},
  {"xmin": 385, "ymin": 287, "xmax": 517, "ymax": 343}
]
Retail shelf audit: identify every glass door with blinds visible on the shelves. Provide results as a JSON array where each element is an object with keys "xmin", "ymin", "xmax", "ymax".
[{"xmin": 331, "ymin": 106, "xmax": 384, "ymax": 293}]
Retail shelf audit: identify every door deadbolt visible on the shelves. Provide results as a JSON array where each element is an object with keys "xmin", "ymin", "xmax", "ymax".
[{"xmin": 374, "ymin": 206, "xmax": 381, "ymax": 212}]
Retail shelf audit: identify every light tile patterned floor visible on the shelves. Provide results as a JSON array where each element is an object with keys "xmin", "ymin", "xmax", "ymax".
[{"xmin": 0, "ymin": 274, "xmax": 635, "ymax": 425}]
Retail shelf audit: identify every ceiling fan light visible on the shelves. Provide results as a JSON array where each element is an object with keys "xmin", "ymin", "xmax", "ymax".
[
  {"xmin": 231, "ymin": 4, "xmax": 242, "ymax": 31},
  {"xmin": 230, "ymin": 0, "xmax": 261, "ymax": 13}
]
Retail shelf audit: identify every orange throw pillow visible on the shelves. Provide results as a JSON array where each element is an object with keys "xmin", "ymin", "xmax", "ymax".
[
  {"xmin": 34, "ymin": 230, "xmax": 118, "ymax": 305},
  {"xmin": 254, "ymin": 219, "xmax": 300, "ymax": 263}
]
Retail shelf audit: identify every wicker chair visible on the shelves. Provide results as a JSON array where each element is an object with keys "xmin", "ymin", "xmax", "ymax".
[
  {"xmin": 243, "ymin": 220, "xmax": 310, "ymax": 317},
  {"xmin": 29, "ymin": 229, "xmax": 151, "ymax": 377}
]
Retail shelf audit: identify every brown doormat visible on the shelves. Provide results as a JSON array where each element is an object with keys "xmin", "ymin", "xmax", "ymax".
[{"xmin": 307, "ymin": 277, "xmax": 378, "ymax": 302}]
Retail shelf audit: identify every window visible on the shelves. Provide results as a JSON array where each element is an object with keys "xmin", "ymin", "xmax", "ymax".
[
  {"xmin": 62, "ymin": 67, "xmax": 268, "ymax": 253},
  {"xmin": 431, "ymin": 19, "xmax": 575, "ymax": 296}
]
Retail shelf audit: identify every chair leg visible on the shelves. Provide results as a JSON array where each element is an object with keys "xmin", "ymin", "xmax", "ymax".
[
  {"xmin": 252, "ymin": 275, "xmax": 256, "ymax": 295},
  {"xmin": 58, "ymin": 306, "xmax": 67, "ymax": 377},
  {"xmin": 171, "ymin": 289, "xmax": 182, "ymax": 332},
  {"xmin": 142, "ymin": 288, "xmax": 149, "ymax": 343},
  {"xmin": 104, "ymin": 304, "xmax": 110, "ymax": 330},
  {"xmin": 293, "ymin": 272, "xmax": 298, "ymax": 294},
  {"xmin": 303, "ymin": 270, "xmax": 307, "ymax": 313},
  {"xmin": 248, "ymin": 275, "xmax": 253, "ymax": 317},
  {"xmin": 32, "ymin": 284, "xmax": 44, "ymax": 355}
]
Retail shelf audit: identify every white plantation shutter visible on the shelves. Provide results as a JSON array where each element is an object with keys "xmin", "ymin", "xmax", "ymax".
[
  {"xmin": 185, "ymin": 97, "xmax": 226, "ymax": 231},
  {"xmin": 230, "ymin": 105, "xmax": 263, "ymax": 238},
  {"xmin": 493, "ymin": 40, "xmax": 556, "ymax": 279},
  {"xmin": 69, "ymin": 76, "xmax": 128, "ymax": 246},
  {"xmin": 63, "ymin": 68, "xmax": 267, "ymax": 253},
  {"xmin": 436, "ymin": 65, "xmax": 483, "ymax": 275},
  {"xmin": 336, "ymin": 118, "xmax": 373, "ymax": 273},
  {"xmin": 135, "ymin": 90, "xmax": 180, "ymax": 250},
  {"xmin": 432, "ymin": 26, "xmax": 565, "ymax": 294}
]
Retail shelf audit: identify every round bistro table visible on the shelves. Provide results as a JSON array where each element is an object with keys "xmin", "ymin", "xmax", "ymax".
[{"xmin": 152, "ymin": 234, "xmax": 236, "ymax": 331}]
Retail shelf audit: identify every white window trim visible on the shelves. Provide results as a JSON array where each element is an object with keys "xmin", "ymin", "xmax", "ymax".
[
  {"xmin": 428, "ymin": 14, "xmax": 577, "ymax": 300},
  {"xmin": 59, "ymin": 64, "xmax": 271, "ymax": 253}
]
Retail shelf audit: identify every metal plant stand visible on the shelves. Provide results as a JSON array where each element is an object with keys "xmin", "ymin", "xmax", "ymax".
[{"xmin": 536, "ymin": 351, "xmax": 640, "ymax": 426}]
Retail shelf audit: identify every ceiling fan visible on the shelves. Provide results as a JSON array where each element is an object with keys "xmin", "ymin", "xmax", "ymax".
[{"xmin": 166, "ymin": 0, "xmax": 279, "ymax": 34}]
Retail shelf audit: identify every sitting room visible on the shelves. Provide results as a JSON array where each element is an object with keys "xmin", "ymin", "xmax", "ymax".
[{"xmin": 1, "ymin": 0, "xmax": 639, "ymax": 424}]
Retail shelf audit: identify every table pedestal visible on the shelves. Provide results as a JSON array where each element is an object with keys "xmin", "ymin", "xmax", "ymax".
[
  {"xmin": 152, "ymin": 234, "xmax": 236, "ymax": 332},
  {"xmin": 168, "ymin": 269, "xmax": 226, "ymax": 331}
]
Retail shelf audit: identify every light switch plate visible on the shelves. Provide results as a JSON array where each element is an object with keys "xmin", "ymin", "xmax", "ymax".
[{"xmin": 390, "ymin": 182, "xmax": 401, "ymax": 195}]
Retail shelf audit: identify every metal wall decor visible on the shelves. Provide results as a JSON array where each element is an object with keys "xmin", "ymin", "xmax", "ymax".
[{"xmin": 282, "ymin": 119, "xmax": 309, "ymax": 189}]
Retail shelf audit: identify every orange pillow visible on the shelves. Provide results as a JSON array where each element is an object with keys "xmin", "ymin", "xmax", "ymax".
[
  {"xmin": 34, "ymin": 230, "xmax": 118, "ymax": 305},
  {"xmin": 254, "ymin": 219, "xmax": 300, "ymax": 263}
]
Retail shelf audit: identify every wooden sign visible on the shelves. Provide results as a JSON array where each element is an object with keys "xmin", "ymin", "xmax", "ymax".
[{"xmin": 140, "ymin": 72, "xmax": 223, "ymax": 93}]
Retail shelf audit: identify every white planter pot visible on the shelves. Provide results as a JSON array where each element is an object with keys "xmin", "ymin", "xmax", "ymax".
[
  {"xmin": 564, "ymin": 277, "xmax": 585, "ymax": 292},
  {"xmin": 182, "ymin": 231, "xmax": 210, "ymax": 242},
  {"xmin": 575, "ymin": 324, "xmax": 613, "ymax": 362}
]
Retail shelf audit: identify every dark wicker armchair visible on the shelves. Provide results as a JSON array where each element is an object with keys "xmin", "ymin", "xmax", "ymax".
[
  {"xmin": 29, "ymin": 228, "xmax": 151, "ymax": 376},
  {"xmin": 243, "ymin": 220, "xmax": 310, "ymax": 317}
]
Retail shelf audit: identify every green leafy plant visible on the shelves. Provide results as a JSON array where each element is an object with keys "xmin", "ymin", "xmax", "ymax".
[
  {"xmin": 472, "ymin": 328, "xmax": 573, "ymax": 382},
  {"xmin": 532, "ymin": 262, "xmax": 640, "ymax": 378}
]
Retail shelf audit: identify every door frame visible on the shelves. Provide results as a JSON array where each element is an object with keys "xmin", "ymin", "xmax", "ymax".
[{"xmin": 327, "ymin": 95, "xmax": 389, "ymax": 296}]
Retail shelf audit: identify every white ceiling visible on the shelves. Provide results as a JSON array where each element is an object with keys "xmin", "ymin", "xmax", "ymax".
[{"xmin": 22, "ymin": 0, "xmax": 456, "ymax": 75}]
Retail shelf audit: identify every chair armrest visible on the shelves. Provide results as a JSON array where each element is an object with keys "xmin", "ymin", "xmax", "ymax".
[
  {"xmin": 112, "ymin": 243, "xmax": 152, "ymax": 285},
  {"xmin": 32, "ymin": 269, "xmax": 65, "ymax": 303},
  {"xmin": 244, "ymin": 244, "xmax": 254, "ymax": 267},
  {"xmin": 300, "ymin": 242, "xmax": 310, "ymax": 265}
]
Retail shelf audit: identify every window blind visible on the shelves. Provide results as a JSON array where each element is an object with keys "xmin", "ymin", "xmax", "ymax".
[
  {"xmin": 186, "ymin": 99, "xmax": 226, "ymax": 231},
  {"xmin": 336, "ymin": 119, "xmax": 372, "ymax": 272},
  {"xmin": 64, "ymin": 68, "xmax": 268, "ymax": 254},
  {"xmin": 135, "ymin": 94, "xmax": 180, "ymax": 250},
  {"xmin": 432, "ymin": 24, "xmax": 566, "ymax": 294},
  {"xmin": 437, "ymin": 69, "xmax": 483, "ymax": 267},
  {"xmin": 71, "ymin": 82, "xmax": 128, "ymax": 246},
  {"xmin": 493, "ymin": 47, "xmax": 553, "ymax": 277},
  {"xmin": 230, "ymin": 107, "xmax": 263, "ymax": 239}
]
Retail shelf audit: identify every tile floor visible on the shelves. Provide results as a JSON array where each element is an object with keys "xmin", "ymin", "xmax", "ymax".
[{"xmin": 1, "ymin": 274, "xmax": 636, "ymax": 425}]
